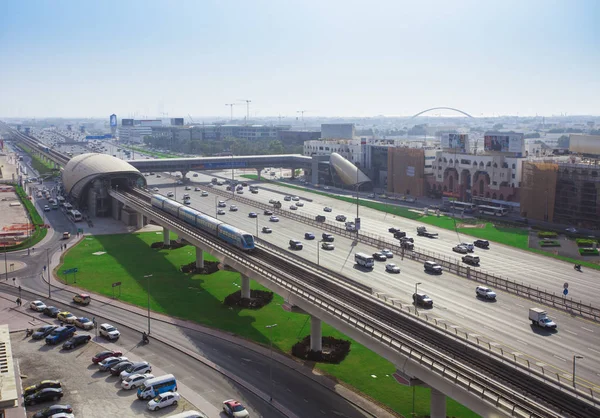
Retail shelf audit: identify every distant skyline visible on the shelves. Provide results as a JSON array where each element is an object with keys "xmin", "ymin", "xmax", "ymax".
[{"xmin": 1, "ymin": 0, "xmax": 598, "ymax": 118}]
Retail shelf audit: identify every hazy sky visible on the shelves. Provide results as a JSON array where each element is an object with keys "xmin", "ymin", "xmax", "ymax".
[{"xmin": 1, "ymin": 0, "xmax": 598, "ymax": 119}]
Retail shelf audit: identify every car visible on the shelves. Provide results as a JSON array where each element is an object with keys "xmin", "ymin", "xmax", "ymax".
[
  {"xmin": 218, "ymin": 201, "xmax": 226, "ymax": 207},
  {"xmin": 57, "ymin": 311, "xmax": 76, "ymax": 324},
  {"xmin": 223, "ymin": 399, "xmax": 250, "ymax": 418},
  {"xmin": 110, "ymin": 360, "xmax": 134, "ymax": 376},
  {"xmin": 217, "ymin": 209, "xmax": 226, "ymax": 215},
  {"xmin": 99, "ymin": 356, "xmax": 129, "ymax": 371},
  {"xmin": 565, "ymin": 227, "xmax": 578, "ymax": 234},
  {"xmin": 473, "ymin": 239, "xmax": 490, "ymax": 249},
  {"xmin": 385, "ymin": 263, "xmax": 401, "ymax": 273},
  {"xmin": 120, "ymin": 361, "xmax": 152, "ymax": 380},
  {"xmin": 324, "ymin": 186, "xmax": 331, "ymax": 190},
  {"xmin": 32, "ymin": 404, "xmax": 73, "ymax": 418},
  {"xmin": 167, "ymin": 192, "xmax": 174, "ymax": 197},
  {"xmin": 263, "ymin": 209, "xmax": 273, "ymax": 215},
  {"xmin": 321, "ymin": 242, "xmax": 335, "ymax": 250},
  {"xmin": 92, "ymin": 350, "xmax": 123, "ymax": 364},
  {"xmin": 44, "ymin": 205, "xmax": 50, "ymax": 211},
  {"xmin": 147, "ymin": 391, "xmax": 180, "ymax": 411},
  {"xmin": 380, "ymin": 249, "xmax": 393, "ymax": 258},
  {"xmin": 367, "ymin": 193, "xmax": 375, "ymax": 198},
  {"xmin": 284, "ymin": 196, "xmax": 292, "ymax": 201},
  {"xmin": 32, "ymin": 325, "xmax": 58, "ymax": 340},
  {"xmin": 99, "ymin": 323, "xmax": 120, "ymax": 340},
  {"xmin": 292, "ymin": 196, "xmax": 300, "ymax": 201},
  {"xmin": 201, "ymin": 191, "xmax": 208, "ymax": 196},
  {"xmin": 194, "ymin": 187, "xmax": 201, "ymax": 191},
  {"xmin": 185, "ymin": 186, "xmax": 191, "ymax": 190},
  {"xmin": 388, "ymin": 227, "xmax": 399, "ymax": 233},
  {"xmin": 62, "ymin": 334, "xmax": 91, "ymax": 350},
  {"xmin": 43, "ymin": 306, "xmax": 60, "ymax": 318},
  {"xmin": 462, "ymin": 254, "xmax": 480, "ymax": 266},
  {"xmin": 262, "ymin": 226, "xmax": 272, "ymax": 233},
  {"xmin": 335, "ymin": 214, "xmax": 347, "ymax": 222},
  {"xmin": 289, "ymin": 239, "xmax": 303, "ymax": 250},
  {"xmin": 452, "ymin": 245, "xmax": 469, "ymax": 254},
  {"xmin": 476, "ymin": 286, "xmax": 497, "ymax": 300},
  {"xmin": 460, "ymin": 242, "xmax": 475, "ymax": 252},
  {"xmin": 72, "ymin": 293, "xmax": 91, "ymax": 305},
  {"xmin": 269, "ymin": 216, "xmax": 279, "ymax": 222},
  {"xmin": 372, "ymin": 252, "xmax": 387, "ymax": 261},
  {"xmin": 269, "ymin": 199, "xmax": 277, "ymax": 204},
  {"xmin": 323, "ymin": 207, "xmax": 332, "ymax": 212},
  {"xmin": 23, "ymin": 380, "xmax": 62, "ymax": 397},
  {"xmin": 30, "ymin": 300, "xmax": 47, "ymax": 311},
  {"xmin": 296, "ymin": 201, "xmax": 304, "ymax": 207},
  {"xmin": 304, "ymin": 232, "xmax": 315, "ymax": 240},
  {"xmin": 399, "ymin": 236, "xmax": 414, "ymax": 243},
  {"xmin": 237, "ymin": 190, "xmax": 244, "ymax": 194},
  {"xmin": 183, "ymin": 199, "xmax": 191, "ymax": 205},
  {"xmin": 121, "ymin": 373, "xmax": 155, "ymax": 390},
  {"xmin": 74, "ymin": 317, "xmax": 94, "ymax": 330},
  {"xmin": 229, "ymin": 205, "xmax": 238, "ymax": 211},
  {"xmin": 413, "ymin": 292, "xmax": 433, "ymax": 308},
  {"xmin": 24, "ymin": 388, "xmax": 63, "ymax": 406},
  {"xmin": 248, "ymin": 212, "xmax": 257, "ymax": 218},
  {"xmin": 290, "ymin": 205, "xmax": 297, "ymax": 210},
  {"xmin": 424, "ymin": 260, "xmax": 443, "ymax": 274}
]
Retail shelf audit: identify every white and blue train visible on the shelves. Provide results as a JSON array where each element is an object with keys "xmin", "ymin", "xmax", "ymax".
[{"xmin": 151, "ymin": 194, "xmax": 255, "ymax": 251}]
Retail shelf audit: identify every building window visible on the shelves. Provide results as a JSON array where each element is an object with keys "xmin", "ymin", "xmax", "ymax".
[
  {"xmin": 512, "ymin": 163, "xmax": 516, "ymax": 169},
  {"xmin": 486, "ymin": 161, "xmax": 491, "ymax": 167},
  {"xmin": 461, "ymin": 159, "xmax": 471, "ymax": 165},
  {"xmin": 512, "ymin": 174, "xmax": 515, "ymax": 179},
  {"xmin": 502, "ymin": 163, "xmax": 508, "ymax": 168},
  {"xmin": 493, "ymin": 163, "xmax": 498, "ymax": 168},
  {"xmin": 492, "ymin": 181, "xmax": 497, "ymax": 185},
  {"xmin": 438, "ymin": 174, "xmax": 441, "ymax": 178}
]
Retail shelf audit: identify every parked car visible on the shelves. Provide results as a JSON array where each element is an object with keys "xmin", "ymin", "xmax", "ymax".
[
  {"xmin": 304, "ymin": 232, "xmax": 315, "ymax": 240},
  {"xmin": 372, "ymin": 252, "xmax": 387, "ymax": 261},
  {"xmin": 413, "ymin": 292, "xmax": 433, "ymax": 308},
  {"xmin": 99, "ymin": 356, "xmax": 129, "ymax": 372},
  {"xmin": 222, "ymin": 399, "xmax": 250, "ymax": 418},
  {"xmin": 262, "ymin": 226, "xmax": 272, "ymax": 233},
  {"xmin": 45, "ymin": 326, "xmax": 76, "ymax": 345},
  {"xmin": 474, "ymin": 239, "xmax": 490, "ymax": 249},
  {"xmin": 23, "ymin": 380, "xmax": 62, "ymax": 397},
  {"xmin": 24, "ymin": 388, "xmax": 63, "ymax": 406},
  {"xmin": 92, "ymin": 350, "xmax": 123, "ymax": 364},
  {"xmin": 385, "ymin": 263, "xmax": 400, "ymax": 273},
  {"xmin": 324, "ymin": 207, "xmax": 332, "ymax": 212},
  {"xmin": 62, "ymin": 334, "xmax": 91, "ymax": 350},
  {"xmin": 121, "ymin": 373, "xmax": 155, "ymax": 390},
  {"xmin": 57, "ymin": 312, "xmax": 76, "ymax": 324},
  {"xmin": 32, "ymin": 405, "xmax": 73, "ymax": 418},
  {"xmin": 147, "ymin": 392, "xmax": 180, "ymax": 411},
  {"xmin": 120, "ymin": 361, "xmax": 152, "ymax": 380},
  {"xmin": 476, "ymin": 286, "xmax": 497, "ymax": 300},
  {"xmin": 110, "ymin": 360, "xmax": 134, "ymax": 376},
  {"xmin": 43, "ymin": 306, "xmax": 60, "ymax": 318},
  {"xmin": 99, "ymin": 323, "xmax": 120, "ymax": 340},
  {"xmin": 32, "ymin": 325, "xmax": 58, "ymax": 340},
  {"xmin": 30, "ymin": 300, "xmax": 47, "ymax": 312},
  {"xmin": 452, "ymin": 245, "xmax": 469, "ymax": 254},
  {"xmin": 74, "ymin": 317, "xmax": 94, "ymax": 330},
  {"xmin": 321, "ymin": 242, "xmax": 335, "ymax": 250}
]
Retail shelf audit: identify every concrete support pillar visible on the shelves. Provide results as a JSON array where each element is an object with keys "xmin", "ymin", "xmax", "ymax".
[
  {"xmin": 430, "ymin": 388, "xmax": 446, "ymax": 418},
  {"xmin": 195, "ymin": 247, "xmax": 204, "ymax": 268},
  {"xmin": 311, "ymin": 159, "xmax": 319, "ymax": 185},
  {"xmin": 181, "ymin": 171, "xmax": 188, "ymax": 182},
  {"xmin": 163, "ymin": 227, "xmax": 170, "ymax": 246},
  {"xmin": 241, "ymin": 275, "xmax": 251, "ymax": 299},
  {"xmin": 137, "ymin": 212, "xmax": 144, "ymax": 229},
  {"xmin": 257, "ymin": 168, "xmax": 263, "ymax": 181},
  {"xmin": 291, "ymin": 168, "xmax": 296, "ymax": 179},
  {"xmin": 310, "ymin": 316, "xmax": 322, "ymax": 352}
]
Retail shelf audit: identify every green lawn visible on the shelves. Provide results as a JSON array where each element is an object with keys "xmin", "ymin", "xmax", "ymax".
[
  {"xmin": 124, "ymin": 145, "xmax": 178, "ymax": 159},
  {"xmin": 19, "ymin": 144, "xmax": 56, "ymax": 174},
  {"xmin": 59, "ymin": 232, "xmax": 478, "ymax": 418}
]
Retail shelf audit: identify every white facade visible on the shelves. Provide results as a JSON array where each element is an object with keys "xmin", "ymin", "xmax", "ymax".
[
  {"xmin": 304, "ymin": 139, "xmax": 365, "ymax": 166},
  {"xmin": 119, "ymin": 120, "xmax": 162, "ymax": 144}
]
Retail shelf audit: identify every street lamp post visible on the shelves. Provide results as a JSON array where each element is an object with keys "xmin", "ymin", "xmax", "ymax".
[
  {"xmin": 144, "ymin": 274, "xmax": 153, "ymax": 334},
  {"xmin": 265, "ymin": 323, "xmax": 278, "ymax": 402},
  {"xmin": 573, "ymin": 355, "xmax": 583, "ymax": 387}
]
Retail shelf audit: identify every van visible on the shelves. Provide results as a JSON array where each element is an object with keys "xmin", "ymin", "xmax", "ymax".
[
  {"xmin": 166, "ymin": 411, "xmax": 208, "ymax": 418},
  {"xmin": 137, "ymin": 374, "xmax": 177, "ymax": 400},
  {"xmin": 64, "ymin": 203, "xmax": 73, "ymax": 211},
  {"xmin": 62, "ymin": 232, "xmax": 71, "ymax": 240},
  {"xmin": 424, "ymin": 261, "xmax": 443, "ymax": 274}
]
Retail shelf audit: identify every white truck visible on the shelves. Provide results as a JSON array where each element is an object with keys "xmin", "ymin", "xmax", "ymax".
[{"xmin": 528, "ymin": 308, "xmax": 557, "ymax": 329}]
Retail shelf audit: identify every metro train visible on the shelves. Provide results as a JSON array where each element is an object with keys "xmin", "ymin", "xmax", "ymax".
[{"xmin": 150, "ymin": 194, "xmax": 255, "ymax": 251}]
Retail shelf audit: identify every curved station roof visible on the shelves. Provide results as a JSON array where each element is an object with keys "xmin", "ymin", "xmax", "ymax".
[{"xmin": 330, "ymin": 153, "xmax": 371, "ymax": 185}]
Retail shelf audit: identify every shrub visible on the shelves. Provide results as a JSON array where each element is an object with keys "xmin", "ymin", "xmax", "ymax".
[
  {"xmin": 539, "ymin": 240, "xmax": 561, "ymax": 247},
  {"xmin": 576, "ymin": 238, "xmax": 597, "ymax": 247},
  {"xmin": 579, "ymin": 248, "xmax": 599, "ymax": 256},
  {"xmin": 537, "ymin": 231, "xmax": 558, "ymax": 238},
  {"xmin": 292, "ymin": 335, "xmax": 351, "ymax": 363},
  {"xmin": 224, "ymin": 289, "xmax": 273, "ymax": 309}
]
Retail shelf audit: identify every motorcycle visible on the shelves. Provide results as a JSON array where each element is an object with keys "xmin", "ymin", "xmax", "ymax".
[{"xmin": 574, "ymin": 264, "xmax": 582, "ymax": 272}]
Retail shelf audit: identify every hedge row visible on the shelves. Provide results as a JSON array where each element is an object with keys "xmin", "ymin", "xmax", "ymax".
[
  {"xmin": 579, "ymin": 248, "xmax": 599, "ymax": 256},
  {"xmin": 576, "ymin": 238, "xmax": 597, "ymax": 247},
  {"xmin": 539, "ymin": 240, "xmax": 561, "ymax": 247},
  {"xmin": 537, "ymin": 231, "xmax": 558, "ymax": 238}
]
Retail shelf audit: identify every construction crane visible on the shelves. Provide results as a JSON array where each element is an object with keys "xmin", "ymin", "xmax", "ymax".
[
  {"xmin": 296, "ymin": 110, "xmax": 314, "ymax": 128},
  {"xmin": 238, "ymin": 99, "xmax": 252, "ymax": 124},
  {"xmin": 187, "ymin": 114, "xmax": 196, "ymax": 124},
  {"xmin": 225, "ymin": 104, "xmax": 237, "ymax": 122}
]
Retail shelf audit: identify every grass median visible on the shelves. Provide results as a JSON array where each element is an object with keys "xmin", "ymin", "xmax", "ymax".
[{"xmin": 59, "ymin": 231, "xmax": 478, "ymax": 418}]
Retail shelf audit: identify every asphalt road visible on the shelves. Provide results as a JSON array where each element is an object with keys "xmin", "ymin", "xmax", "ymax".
[{"xmin": 143, "ymin": 171, "xmax": 600, "ymax": 392}]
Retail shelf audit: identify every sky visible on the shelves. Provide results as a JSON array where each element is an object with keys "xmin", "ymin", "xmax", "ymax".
[{"xmin": 0, "ymin": 0, "xmax": 598, "ymax": 119}]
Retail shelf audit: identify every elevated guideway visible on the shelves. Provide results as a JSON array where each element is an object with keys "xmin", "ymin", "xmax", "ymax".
[{"xmin": 110, "ymin": 187, "xmax": 599, "ymax": 418}]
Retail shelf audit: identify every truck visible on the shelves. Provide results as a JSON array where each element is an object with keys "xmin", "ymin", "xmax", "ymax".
[
  {"xmin": 528, "ymin": 308, "xmax": 557, "ymax": 329},
  {"xmin": 45, "ymin": 325, "xmax": 76, "ymax": 345},
  {"xmin": 417, "ymin": 226, "xmax": 439, "ymax": 238},
  {"xmin": 272, "ymin": 201, "xmax": 282, "ymax": 209},
  {"xmin": 393, "ymin": 230, "xmax": 406, "ymax": 239}
]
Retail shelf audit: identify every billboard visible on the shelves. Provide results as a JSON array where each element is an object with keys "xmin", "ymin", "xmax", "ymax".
[
  {"xmin": 171, "ymin": 118, "xmax": 184, "ymax": 126},
  {"xmin": 441, "ymin": 133, "xmax": 467, "ymax": 153},
  {"xmin": 122, "ymin": 119, "xmax": 134, "ymax": 126},
  {"xmin": 110, "ymin": 114, "xmax": 117, "ymax": 127},
  {"xmin": 484, "ymin": 132, "xmax": 524, "ymax": 154},
  {"xmin": 569, "ymin": 134, "xmax": 600, "ymax": 155}
]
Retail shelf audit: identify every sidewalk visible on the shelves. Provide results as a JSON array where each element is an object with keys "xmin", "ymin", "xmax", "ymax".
[{"xmin": 44, "ymin": 235, "xmax": 396, "ymax": 418}]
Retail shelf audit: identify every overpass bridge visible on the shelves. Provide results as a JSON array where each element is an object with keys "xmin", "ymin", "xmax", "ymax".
[{"xmin": 110, "ymin": 187, "xmax": 598, "ymax": 418}]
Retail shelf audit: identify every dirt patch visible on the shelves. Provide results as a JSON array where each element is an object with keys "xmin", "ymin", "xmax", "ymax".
[
  {"xmin": 456, "ymin": 223, "xmax": 486, "ymax": 229},
  {"xmin": 150, "ymin": 240, "xmax": 187, "ymax": 250},
  {"xmin": 292, "ymin": 335, "xmax": 351, "ymax": 363},
  {"xmin": 224, "ymin": 289, "xmax": 273, "ymax": 309},
  {"xmin": 180, "ymin": 260, "xmax": 220, "ymax": 275}
]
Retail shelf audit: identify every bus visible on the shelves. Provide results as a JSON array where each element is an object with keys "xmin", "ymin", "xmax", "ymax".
[
  {"xmin": 477, "ymin": 205, "xmax": 508, "ymax": 217},
  {"xmin": 137, "ymin": 374, "xmax": 177, "ymax": 400},
  {"xmin": 355, "ymin": 252, "xmax": 375, "ymax": 269},
  {"xmin": 443, "ymin": 200, "xmax": 476, "ymax": 214}
]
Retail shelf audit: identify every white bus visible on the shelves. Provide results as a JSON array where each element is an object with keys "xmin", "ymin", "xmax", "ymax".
[
  {"xmin": 70, "ymin": 210, "xmax": 83, "ymax": 222},
  {"xmin": 477, "ymin": 205, "xmax": 508, "ymax": 217},
  {"xmin": 355, "ymin": 252, "xmax": 375, "ymax": 269},
  {"xmin": 444, "ymin": 200, "xmax": 477, "ymax": 214},
  {"xmin": 166, "ymin": 411, "xmax": 208, "ymax": 418},
  {"xmin": 137, "ymin": 374, "xmax": 177, "ymax": 400}
]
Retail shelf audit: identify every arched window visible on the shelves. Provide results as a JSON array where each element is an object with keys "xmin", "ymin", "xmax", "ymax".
[
  {"xmin": 443, "ymin": 158, "xmax": 447, "ymax": 163},
  {"xmin": 492, "ymin": 193, "xmax": 497, "ymax": 199},
  {"xmin": 486, "ymin": 161, "xmax": 491, "ymax": 167},
  {"xmin": 493, "ymin": 163, "xmax": 498, "ymax": 168},
  {"xmin": 499, "ymin": 193, "xmax": 504, "ymax": 200},
  {"xmin": 485, "ymin": 191, "xmax": 490, "ymax": 198},
  {"xmin": 443, "ymin": 185, "xmax": 448, "ymax": 192},
  {"xmin": 473, "ymin": 161, "xmax": 478, "ymax": 167},
  {"xmin": 479, "ymin": 162, "xmax": 484, "ymax": 168},
  {"xmin": 449, "ymin": 159, "xmax": 453, "ymax": 164}
]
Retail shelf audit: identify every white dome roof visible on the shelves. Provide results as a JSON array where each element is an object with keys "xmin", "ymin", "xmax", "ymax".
[
  {"xmin": 330, "ymin": 153, "xmax": 371, "ymax": 185},
  {"xmin": 63, "ymin": 153, "xmax": 141, "ymax": 196}
]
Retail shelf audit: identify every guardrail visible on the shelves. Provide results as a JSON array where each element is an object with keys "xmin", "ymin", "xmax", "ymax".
[
  {"xmin": 200, "ymin": 185, "xmax": 600, "ymax": 323},
  {"xmin": 118, "ymin": 190, "xmax": 562, "ymax": 418}
]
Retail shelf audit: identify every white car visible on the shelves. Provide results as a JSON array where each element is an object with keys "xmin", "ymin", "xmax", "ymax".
[
  {"xmin": 476, "ymin": 286, "xmax": 497, "ymax": 300},
  {"xmin": 122, "ymin": 373, "xmax": 155, "ymax": 390},
  {"xmin": 30, "ymin": 300, "xmax": 46, "ymax": 311},
  {"xmin": 452, "ymin": 245, "xmax": 469, "ymax": 254},
  {"xmin": 460, "ymin": 242, "xmax": 475, "ymax": 252},
  {"xmin": 296, "ymin": 201, "xmax": 304, "ymax": 207},
  {"xmin": 201, "ymin": 191, "xmax": 208, "ymax": 196},
  {"xmin": 167, "ymin": 192, "xmax": 174, "ymax": 197},
  {"xmin": 99, "ymin": 323, "xmax": 120, "ymax": 340},
  {"xmin": 185, "ymin": 186, "xmax": 191, "ymax": 190},
  {"xmin": 152, "ymin": 187, "xmax": 159, "ymax": 192},
  {"xmin": 385, "ymin": 263, "xmax": 400, "ymax": 273},
  {"xmin": 229, "ymin": 205, "xmax": 238, "ymax": 211},
  {"xmin": 147, "ymin": 391, "xmax": 180, "ymax": 411},
  {"xmin": 218, "ymin": 201, "xmax": 226, "ymax": 208},
  {"xmin": 381, "ymin": 249, "xmax": 393, "ymax": 258},
  {"xmin": 269, "ymin": 216, "xmax": 279, "ymax": 222},
  {"xmin": 120, "ymin": 361, "xmax": 152, "ymax": 380},
  {"xmin": 324, "ymin": 186, "xmax": 331, "ymax": 190},
  {"xmin": 44, "ymin": 205, "xmax": 50, "ymax": 211},
  {"xmin": 218, "ymin": 209, "xmax": 226, "ymax": 215}
]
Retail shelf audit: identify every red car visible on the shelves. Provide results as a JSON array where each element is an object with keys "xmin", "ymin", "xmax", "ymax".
[{"xmin": 92, "ymin": 350, "xmax": 123, "ymax": 364}]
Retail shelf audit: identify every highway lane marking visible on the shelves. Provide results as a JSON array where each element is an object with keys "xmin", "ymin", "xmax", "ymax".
[
  {"xmin": 515, "ymin": 303, "xmax": 525, "ymax": 308},
  {"xmin": 553, "ymin": 355, "xmax": 567, "ymax": 362},
  {"xmin": 581, "ymin": 327, "xmax": 595, "ymax": 333},
  {"xmin": 563, "ymin": 329, "xmax": 578, "ymax": 335},
  {"xmin": 516, "ymin": 339, "xmax": 528, "ymax": 346},
  {"xmin": 588, "ymin": 347, "xmax": 600, "ymax": 354}
]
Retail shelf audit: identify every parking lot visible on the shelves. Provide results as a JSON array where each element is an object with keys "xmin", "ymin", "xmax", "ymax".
[{"xmin": 12, "ymin": 330, "xmax": 197, "ymax": 417}]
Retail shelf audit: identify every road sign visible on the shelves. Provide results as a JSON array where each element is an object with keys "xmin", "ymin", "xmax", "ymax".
[
  {"xmin": 112, "ymin": 282, "xmax": 122, "ymax": 288},
  {"xmin": 563, "ymin": 288, "xmax": 569, "ymax": 296},
  {"xmin": 563, "ymin": 282, "xmax": 569, "ymax": 289},
  {"xmin": 62, "ymin": 268, "xmax": 78, "ymax": 275}
]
